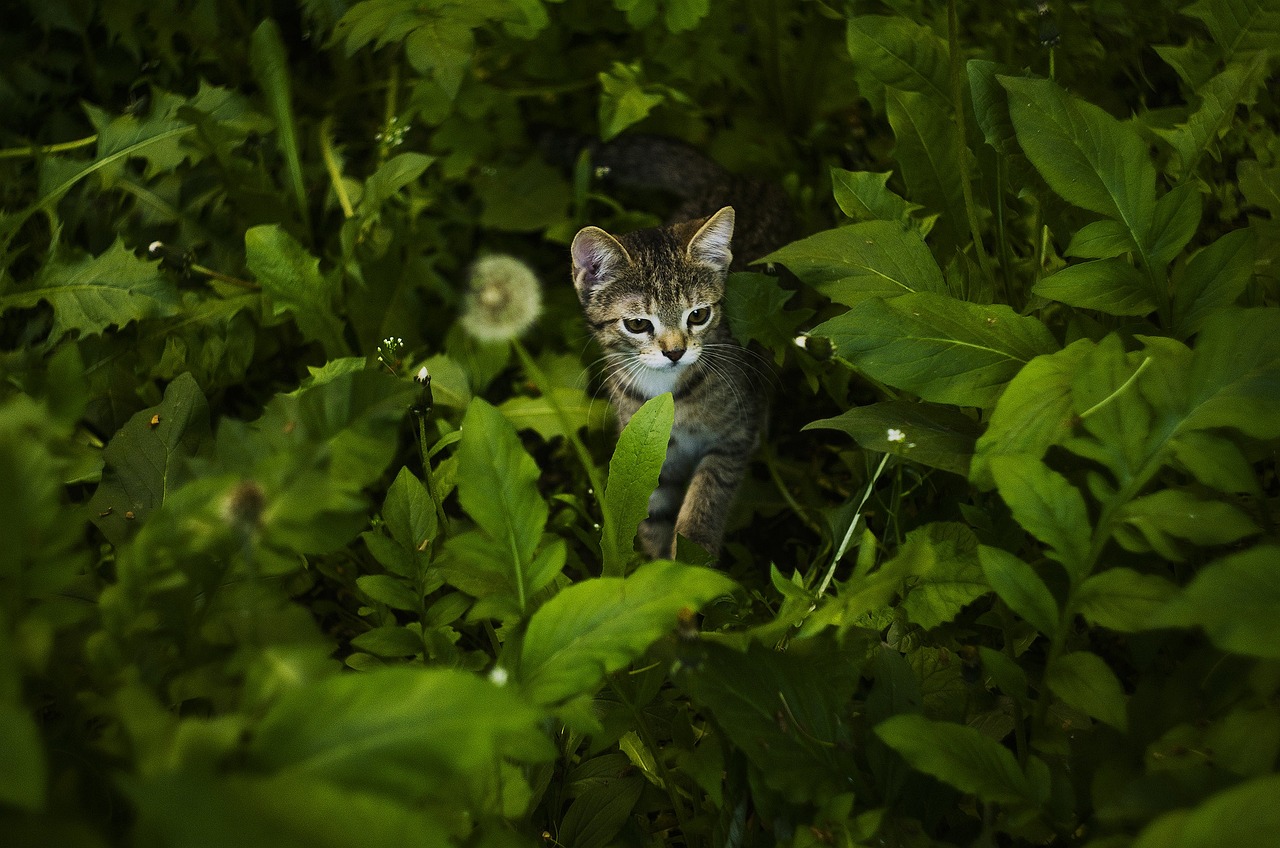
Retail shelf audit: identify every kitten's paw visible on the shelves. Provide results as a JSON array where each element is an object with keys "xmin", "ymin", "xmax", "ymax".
[{"xmin": 638, "ymin": 518, "xmax": 675, "ymax": 559}]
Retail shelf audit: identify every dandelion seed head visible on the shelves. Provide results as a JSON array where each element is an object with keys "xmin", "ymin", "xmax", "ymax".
[{"xmin": 461, "ymin": 255, "xmax": 543, "ymax": 343}]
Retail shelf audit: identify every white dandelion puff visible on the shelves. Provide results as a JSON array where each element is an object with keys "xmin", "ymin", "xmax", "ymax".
[{"xmin": 461, "ymin": 255, "xmax": 543, "ymax": 343}]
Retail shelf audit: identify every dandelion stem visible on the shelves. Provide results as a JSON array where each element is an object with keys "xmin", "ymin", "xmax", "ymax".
[
  {"xmin": 320, "ymin": 117, "xmax": 355, "ymax": 219},
  {"xmin": 0, "ymin": 134, "xmax": 99, "ymax": 159}
]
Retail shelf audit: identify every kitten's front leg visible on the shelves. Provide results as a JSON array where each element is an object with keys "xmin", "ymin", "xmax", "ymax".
[
  {"xmin": 674, "ymin": 448, "xmax": 749, "ymax": 558},
  {"xmin": 638, "ymin": 470, "xmax": 682, "ymax": 559}
]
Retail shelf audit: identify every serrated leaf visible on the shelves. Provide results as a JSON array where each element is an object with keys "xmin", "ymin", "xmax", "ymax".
[
  {"xmin": 1173, "ymin": 228, "xmax": 1256, "ymax": 339},
  {"xmin": 519, "ymin": 560, "xmax": 736, "ymax": 706},
  {"xmin": 1034, "ymin": 258, "xmax": 1158, "ymax": 316},
  {"xmin": 88, "ymin": 373, "xmax": 210, "ymax": 546},
  {"xmin": 0, "ymin": 240, "xmax": 179, "ymax": 343},
  {"xmin": 811, "ymin": 292, "xmax": 1058, "ymax": 409},
  {"xmin": 1076, "ymin": 568, "xmax": 1178, "ymax": 632},
  {"xmin": 1155, "ymin": 545, "xmax": 1280, "ymax": 658},
  {"xmin": 724, "ymin": 271, "xmax": 813, "ymax": 363},
  {"xmin": 1182, "ymin": 0, "xmax": 1280, "ymax": 68},
  {"xmin": 990, "ymin": 456, "xmax": 1092, "ymax": 583},
  {"xmin": 875, "ymin": 714, "xmax": 1049, "ymax": 807},
  {"xmin": 598, "ymin": 61, "xmax": 665, "ymax": 141},
  {"xmin": 601, "ymin": 394, "xmax": 673, "ymax": 576},
  {"xmin": 1046, "ymin": 651, "xmax": 1128, "ymax": 731},
  {"xmin": 762, "ymin": 221, "xmax": 945, "ymax": 306},
  {"xmin": 898, "ymin": 523, "xmax": 987, "ymax": 629},
  {"xmin": 979, "ymin": 545, "xmax": 1060, "ymax": 636},
  {"xmin": 805, "ymin": 399, "xmax": 980, "ymax": 477},
  {"xmin": 245, "ymin": 224, "xmax": 348, "ymax": 357}
]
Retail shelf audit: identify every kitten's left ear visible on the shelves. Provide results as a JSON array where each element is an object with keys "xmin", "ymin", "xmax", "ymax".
[{"xmin": 686, "ymin": 206, "xmax": 735, "ymax": 271}]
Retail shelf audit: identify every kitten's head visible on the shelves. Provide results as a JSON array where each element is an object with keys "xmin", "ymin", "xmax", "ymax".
[{"xmin": 570, "ymin": 206, "xmax": 734, "ymax": 376}]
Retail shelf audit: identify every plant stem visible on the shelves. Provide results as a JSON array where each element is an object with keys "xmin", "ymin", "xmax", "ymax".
[
  {"xmin": 320, "ymin": 117, "xmax": 355, "ymax": 219},
  {"xmin": 946, "ymin": 0, "xmax": 996, "ymax": 287},
  {"xmin": 0, "ymin": 134, "xmax": 99, "ymax": 159},
  {"xmin": 817, "ymin": 452, "xmax": 891, "ymax": 598}
]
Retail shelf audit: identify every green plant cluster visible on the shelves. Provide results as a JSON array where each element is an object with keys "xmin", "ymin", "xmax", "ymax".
[{"xmin": 2, "ymin": 0, "xmax": 1278, "ymax": 846}]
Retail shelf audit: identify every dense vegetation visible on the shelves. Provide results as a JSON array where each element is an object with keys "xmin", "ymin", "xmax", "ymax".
[{"xmin": 2, "ymin": 0, "xmax": 1277, "ymax": 845}]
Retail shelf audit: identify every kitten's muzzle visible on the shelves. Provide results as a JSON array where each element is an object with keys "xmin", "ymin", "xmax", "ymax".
[{"xmin": 662, "ymin": 347, "xmax": 687, "ymax": 362}]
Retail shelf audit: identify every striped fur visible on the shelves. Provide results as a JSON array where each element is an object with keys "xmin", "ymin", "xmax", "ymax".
[{"xmin": 572, "ymin": 207, "xmax": 763, "ymax": 559}]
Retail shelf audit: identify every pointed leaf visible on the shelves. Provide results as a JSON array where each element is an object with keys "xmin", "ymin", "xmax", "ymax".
[
  {"xmin": 805, "ymin": 399, "xmax": 981, "ymax": 477},
  {"xmin": 1181, "ymin": 308, "xmax": 1280, "ymax": 439},
  {"xmin": 1156, "ymin": 545, "xmax": 1280, "ymax": 658},
  {"xmin": 1034, "ymin": 258, "xmax": 1158, "ymax": 316},
  {"xmin": 845, "ymin": 15, "xmax": 951, "ymax": 113},
  {"xmin": 1047, "ymin": 651, "xmax": 1128, "ymax": 731},
  {"xmin": 1076, "ymin": 568, "xmax": 1178, "ymax": 632},
  {"xmin": 1173, "ymin": 228, "xmax": 1257, "ymax": 339},
  {"xmin": 245, "ymin": 224, "xmax": 347, "ymax": 357},
  {"xmin": 979, "ymin": 545, "xmax": 1060, "ymax": 636},
  {"xmin": 601, "ymin": 394, "xmax": 674, "ymax": 575},
  {"xmin": 886, "ymin": 87, "xmax": 969, "ymax": 256},
  {"xmin": 990, "ymin": 456, "xmax": 1092, "ymax": 583}
]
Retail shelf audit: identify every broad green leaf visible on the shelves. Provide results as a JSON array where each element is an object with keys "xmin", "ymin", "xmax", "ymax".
[
  {"xmin": 875, "ymin": 714, "xmax": 1049, "ymax": 807},
  {"xmin": 761, "ymin": 220, "xmax": 945, "ymax": 305},
  {"xmin": 1169, "ymin": 430, "xmax": 1262, "ymax": 496},
  {"xmin": 1181, "ymin": 308, "xmax": 1280, "ymax": 439},
  {"xmin": 1065, "ymin": 219, "xmax": 1135, "ymax": 260},
  {"xmin": 812, "ymin": 292, "xmax": 1058, "ymax": 409},
  {"xmin": 598, "ymin": 61, "xmax": 665, "ymax": 141},
  {"xmin": 127, "ymin": 772, "xmax": 453, "ymax": 848},
  {"xmin": 601, "ymin": 394, "xmax": 674, "ymax": 576},
  {"xmin": 831, "ymin": 168, "xmax": 929, "ymax": 232},
  {"xmin": 250, "ymin": 19, "xmax": 310, "ymax": 232},
  {"xmin": 979, "ymin": 647, "xmax": 1029, "ymax": 702},
  {"xmin": 1075, "ymin": 568, "xmax": 1178, "ymax": 632},
  {"xmin": 245, "ymin": 224, "xmax": 348, "ymax": 357},
  {"xmin": 1115, "ymin": 489, "xmax": 1259, "ymax": 560},
  {"xmin": 971, "ymin": 339, "xmax": 1094, "ymax": 489},
  {"xmin": 349, "ymin": 624, "xmax": 423, "ymax": 657},
  {"xmin": 382, "ymin": 467, "xmax": 437, "ymax": 553},
  {"xmin": 979, "ymin": 545, "xmax": 1060, "ymax": 637},
  {"xmin": 251, "ymin": 667, "xmax": 551, "ymax": 799},
  {"xmin": 805, "ymin": 399, "xmax": 981, "ymax": 477},
  {"xmin": 1173, "ymin": 228, "xmax": 1257, "ymax": 339},
  {"xmin": 676, "ymin": 636, "xmax": 861, "ymax": 804},
  {"xmin": 1046, "ymin": 651, "xmax": 1128, "ymax": 731},
  {"xmin": 1001, "ymin": 75, "xmax": 1156, "ymax": 247},
  {"xmin": 1238, "ymin": 159, "xmax": 1280, "ymax": 215},
  {"xmin": 88, "ymin": 373, "xmax": 210, "ymax": 546},
  {"xmin": 967, "ymin": 60, "xmax": 1019, "ymax": 155},
  {"xmin": 1155, "ymin": 545, "xmax": 1280, "ymax": 658},
  {"xmin": 1131, "ymin": 774, "xmax": 1280, "ymax": 848},
  {"xmin": 1182, "ymin": 0, "xmax": 1280, "ymax": 68},
  {"xmin": 1034, "ymin": 259, "xmax": 1158, "ymax": 316},
  {"xmin": 356, "ymin": 575, "xmax": 420, "ymax": 612},
  {"xmin": 519, "ymin": 560, "xmax": 736, "ymax": 706},
  {"xmin": 1147, "ymin": 183, "xmax": 1203, "ymax": 264},
  {"xmin": 990, "ymin": 456, "xmax": 1092, "ymax": 583},
  {"xmin": 498, "ymin": 388, "xmax": 609, "ymax": 441},
  {"xmin": 898, "ymin": 523, "xmax": 988, "ymax": 630},
  {"xmin": 474, "ymin": 157, "xmax": 571, "ymax": 231},
  {"xmin": 886, "ymin": 87, "xmax": 969, "ymax": 256},
  {"xmin": 360, "ymin": 152, "xmax": 435, "ymax": 213},
  {"xmin": 845, "ymin": 15, "xmax": 951, "ymax": 113},
  {"xmin": 556, "ymin": 775, "xmax": 646, "ymax": 848},
  {"xmin": 453, "ymin": 399, "xmax": 548, "ymax": 615},
  {"xmin": 0, "ymin": 703, "xmax": 45, "ymax": 811},
  {"xmin": 0, "ymin": 240, "xmax": 179, "ymax": 344},
  {"xmin": 723, "ymin": 272, "xmax": 814, "ymax": 364}
]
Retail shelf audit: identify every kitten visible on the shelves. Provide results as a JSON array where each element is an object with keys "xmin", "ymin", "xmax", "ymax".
[{"xmin": 571, "ymin": 206, "xmax": 763, "ymax": 559}]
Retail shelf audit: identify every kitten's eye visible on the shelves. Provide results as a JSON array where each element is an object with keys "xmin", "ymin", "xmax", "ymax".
[
  {"xmin": 622, "ymin": 317, "xmax": 653, "ymax": 334},
  {"xmin": 687, "ymin": 307, "xmax": 711, "ymax": 327}
]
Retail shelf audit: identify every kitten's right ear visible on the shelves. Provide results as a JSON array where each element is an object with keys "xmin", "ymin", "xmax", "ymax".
[{"xmin": 571, "ymin": 227, "xmax": 631, "ymax": 300}]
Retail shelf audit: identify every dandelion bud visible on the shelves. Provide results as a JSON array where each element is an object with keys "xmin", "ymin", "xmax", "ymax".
[{"xmin": 461, "ymin": 255, "xmax": 543, "ymax": 343}]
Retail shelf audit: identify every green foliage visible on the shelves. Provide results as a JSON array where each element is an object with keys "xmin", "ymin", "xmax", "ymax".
[{"xmin": 1, "ymin": 0, "xmax": 1277, "ymax": 846}]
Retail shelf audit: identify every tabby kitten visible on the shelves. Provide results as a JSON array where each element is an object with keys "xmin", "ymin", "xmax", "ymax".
[{"xmin": 571, "ymin": 206, "xmax": 763, "ymax": 559}]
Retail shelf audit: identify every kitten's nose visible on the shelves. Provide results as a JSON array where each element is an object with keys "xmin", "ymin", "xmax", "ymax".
[{"xmin": 662, "ymin": 348, "xmax": 686, "ymax": 362}]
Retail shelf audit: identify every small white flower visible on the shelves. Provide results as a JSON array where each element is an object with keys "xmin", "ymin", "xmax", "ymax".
[
  {"xmin": 415, "ymin": 365, "xmax": 430, "ymax": 383},
  {"xmin": 886, "ymin": 428, "xmax": 906, "ymax": 443},
  {"xmin": 488, "ymin": 666, "xmax": 509, "ymax": 686},
  {"xmin": 793, "ymin": 335, "xmax": 808, "ymax": 349}
]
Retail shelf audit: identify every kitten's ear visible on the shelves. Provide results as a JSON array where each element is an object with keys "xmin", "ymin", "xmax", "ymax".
[
  {"xmin": 686, "ymin": 206, "xmax": 735, "ymax": 271},
  {"xmin": 571, "ymin": 226, "xmax": 631, "ymax": 300}
]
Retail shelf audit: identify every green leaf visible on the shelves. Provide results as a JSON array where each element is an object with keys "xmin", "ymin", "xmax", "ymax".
[
  {"xmin": 723, "ymin": 271, "xmax": 814, "ymax": 364},
  {"xmin": 1034, "ymin": 258, "xmax": 1158, "ymax": 316},
  {"xmin": 356, "ymin": 575, "xmax": 420, "ymax": 612},
  {"xmin": 1181, "ymin": 308, "xmax": 1280, "ymax": 439},
  {"xmin": 360, "ymin": 152, "xmax": 435, "ymax": 213},
  {"xmin": 245, "ymin": 224, "xmax": 348, "ymax": 358},
  {"xmin": 1182, "ymin": 0, "xmax": 1280, "ymax": 69},
  {"xmin": 1046, "ymin": 651, "xmax": 1128, "ymax": 731},
  {"xmin": 805, "ymin": 400, "xmax": 981, "ymax": 477},
  {"xmin": 979, "ymin": 545, "xmax": 1060, "ymax": 637},
  {"xmin": 382, "ymin": 467, "xmax": 438, "ymax": 553},
  {"xmin": 990, "ymin": 456, "xmax": 1092, "ymax": 583},
  {"xmin": 970, "ymin": 339, "xmax": 1094, "ymax": 489},
  {"xmin": 898, "ymin": 523, "xmax": 987, "ymax": 630},
  {"xmin": 349, "ymin": 624, "xmax": 422, "ymax": 657},
  {"xmin": 676, "ymin": 636, "xmax": 861, "ymax": 804},
  {"xmin": 1075, "ymin": 568, "xmax": 1178, "ymax": 632},
  {"xmin": 127, "ymin": 772, "xmax": 453, "ymax": 848},
  {"xmin": 831, "ymin": 168, "xmax": 929, "ymax": 232},
  {"xmin": 1156, "ymin": 545, "xmax": 1280, "ymax": 658},
  {"xmin": 811, "ymin": 293, "xmax": 1058, "ymax": 409},
  {"xmin": 518, "ymin": 560, "xmax": 736, "ymax": 707},
  {"xmin": 452, "ymin": 399, "xmax": 549, "ymax": 616},
  {"xmin": 88, "ymin": 373, "xmax": 210, "ymax": 546},
  {"xmin": 251, "ymin": 667, "xmax": 551, "ymax": 800},
  {"xmin": 1169, "ymin": 430, "xmax": 1262, "ymax": 496},
  {"xmin": 845, "ymin": 15, "xmax": 951, "ymax": 113},
  {"xmin": 250, "ymin": 19, "xmax": 310, "ymax": 233},
  {"xmin": 0, "ymin": 240, "xmax": 179, "ymax": 344},
  {"xmin": 875, "ymin": 714, "xmax": 1049, "ymax": 807},
  {"xmin": 1001, "ymin": 75, "xmax": 1156, "ymax": 245},
  {"xmin": 1147, "ymin": 183, "xmax": 1203, "ymax": 264},
  {"xmin": 886, "ymin": 87, "xmax": 969, "ymax": 256},
  {"xmin": 498, "ymin": 388, "xmax": 609, "ymax": 441},
  {"xmin": 1115, "ymin": 489, "xmax": 1259, "ymax": 560},
  {"xmin": 761, "ymin": 220, "xmax": 946, "ymax": 306},
  {"xmin": 1065, "ymin": 219, "xmax": 1136, "ymax": 260},
  {"xmin": 1131, "ymin": 774, "xmax": 1280, "ymax": 848},
  {"xmin": 967, "ymin": 60, "xmax": 1019, "ymax": 155},
  {"xmin": 1173, "ymin": 228, "xmax": 1257, "ymax": 339},
  {"xmin": 601, "ymin": 394, "xmax": 674, "ymax": 576},
  {"xmin": 474, "ymin": 157, "xmax": 571, "ymax": 231},
  {"xmin": 598, "ymin": 61, "xmax": 665, "ymax": 141},
  {"xmin": 0, "ymin": 703, "xmax": 45, "ymax": 811},
  {"xmin": 556, "ymin": 775, "xmax": 646, "ymax": 848}
]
